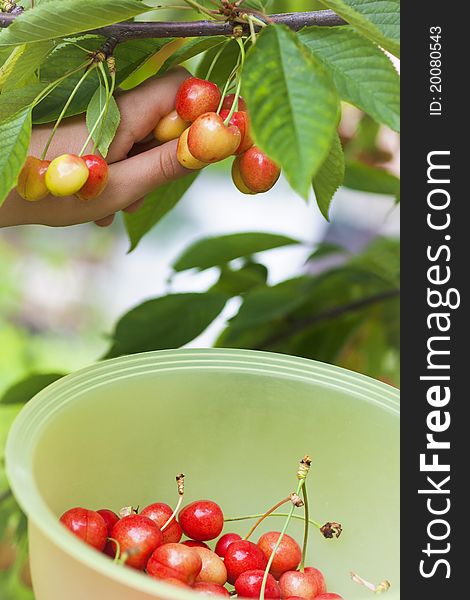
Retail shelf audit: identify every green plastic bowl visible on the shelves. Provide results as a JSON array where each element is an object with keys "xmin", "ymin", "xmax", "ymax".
[{"xmin": 6, "ymin": 349, "xmax": 399, "ymax": 600}]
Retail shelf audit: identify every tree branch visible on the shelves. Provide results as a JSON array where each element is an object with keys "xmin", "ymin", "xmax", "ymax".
[
  {"xmin": 257, "ymin": 289, "xmax": 400, "ymax": 350},
  {"xmin": 0, "ymin": 10, "xmax": 346, "ymax": 41}
]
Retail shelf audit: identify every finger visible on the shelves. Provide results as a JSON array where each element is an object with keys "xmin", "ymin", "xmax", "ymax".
[
  {"xmin": 94, "ymin": 214, "xmax": 115, "ymax": 227},
  {"xmin": 108, "ymin": 67, "xmax": 190, "ymax": 162}
]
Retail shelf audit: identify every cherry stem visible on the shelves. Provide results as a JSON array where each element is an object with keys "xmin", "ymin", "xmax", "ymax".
[
  {"xmin": 205, "ymin": 39, "xmax": 230, "ymax": 81},
  {"xmin": 182, "ymin": 0, "xmax": 224, "ymax": 20},
  {"xmin": 299, "ymin": 482, "xmax": 309, "ymax": 571},
  {"xmin": 90, "ymin": 62, "xmax": 110, "ymax": 156},
  {"xmin": 40, "ymin": 64, "xmax": 97, "ymax": 160},
  {"xmin": 161, "ymin": 473, "xmax": 185, "ymax": 532},
  {"xmin": 260, "ymin": 480, "xmax": 303, "ymax": 600},
  {"xmin": 222, "ymin": 37, "xmax": 245, "ymax": 125},
  {"xmin": 224, "ymin": 512, "xmax": 322, "ymax": 529},
  {"xmin": 243, "ymin": 496, "xmax": 291, "ymax": 541},
  {"xmin": 32, "ymin": 61, "xmax": 91, "ymax": 109},
  {"xmin": 79, "ymin": 65, "xmax": 109, "ymax": 157},
  {"xmin": 108, "ymin": 537, "xmax": 121, "ymax": 563}
]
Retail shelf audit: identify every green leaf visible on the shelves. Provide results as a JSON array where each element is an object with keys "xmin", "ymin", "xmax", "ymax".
[
  {"xmin": 196, "ymin": 39, "xmax": 242, "ymax": 87},
  {"xmin": 344, "ymin": 160, "xmax": 400, "ymax": 201},
  {"xmin": 105, "ymin": 292, "xmax": 229, "ymax": 358},
  {"xmin": 125, "ymin": 173, "xmax": 199, "ymax": 252},
  {"xmin": 299, "ymin": 26, "xmax": 400, "ymax": 132},
  {"xmin": 0, "ymin": 0, "xmax": 150, "ymax": 46},
  {"xmin": 242, "ymin": 25, "xmax": 339, "ymax": 198},
  {"xmin": 312, "ymin": 132, "xmax": 345, "ymax": 219},
  {"xmin": 0, "ymin": 108, "xmax": 31, "ymax": 206},
  {"xmin": 0, "ymin": 41, "xmax": 53, "ymax": 91},
  {"xmin": 0, "ymin": 373, "xmax": 65, "ymax": 405},
  {"xmin": 307, "ymin": 242, "xmax": 347, "ymax": 262},
  {"xmin": 86, "ymin": 84, "xmax": 120, "ymax": 157},
  {"xmin": 0, "ymin": 83, "xmax": 45, "ymax": 122},
  {"xmin": 212, "ymin": 262, "xmax": 268, "ymax": 296},
  {"xmin": 173, "ymin": 232, "xmax": 301, "ymax": 272},
  {"xmin": 319, "ymin": 0, "xmax": 400, "ymax": 57}
]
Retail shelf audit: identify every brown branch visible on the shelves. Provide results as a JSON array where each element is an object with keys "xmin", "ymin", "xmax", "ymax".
[
  {"xmin": 256, "ymin": 289, "xmax": 400, "ymax": 350},
  {"xmin": 0, "ymin": 10, "xmax": 346, "ymax": 41}
]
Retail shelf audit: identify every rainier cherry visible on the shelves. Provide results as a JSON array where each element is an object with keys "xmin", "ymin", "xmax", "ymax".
[
  {"xmin": 224, "ymin": 540, "xmax": 268, "ymax": 585},
  {"xmin": 314, "ymin": 595, "xmax": 343, "ymax": 600},
  {"xmin": 111, "ymin": 514, "xmax": 163, "ymax": 570},
  {"xmin": 193, "ymin": 547, "xmax": 227, "ymax": 585},
  {"xmin": 60, "ymin": 508, "xmax": 107, "ymax": 551},
  {"xmin": 176, "ymin": 77, "xmax": 221, "ymax": 122},
  {"xmin": 183, "ymin": 540, "xmax": 210, "ymax": 549},
  {"xmin": 279, "ymin": 569, "xmax": 325, "ymax": 600},
  {"xmin": 187, "ymin": 113, "xmax": 241, "ymax": 163},
  {"xmin": 233, "ymin": 147, "xmax": 280, "ymax": 194},
  {"xmin": 193, "ymin": 582, "xmax": 230, "ymax": 597},
  {"xmin": 45, "ymin": 154, "xmax": 89, "ymax": 197},
  {"xmin": 154, "ymin": 110, "xmax": 190, "ymax": 143},
  {"xmin": 304, "ymin": 567, "xmax": 327, "ymax": 596},
  {"xmin": 147, "ymin": 542, "xmax": 202, "ymax": 584},
  {"xmin": 140, "ymin": 502, "xmax": 183, "ymax": 544},
  {"xmin": 178, "ymin": 500, "xmax": 224, "ymax": 541},
  {"xmin": 214, "ymin": 532, "xmax": 242, "ymax": 558},
  {"xmin": 177, "ymin": 128, "xmax": 209, "ymax": 170},
  {"xmin": 221, "ymin": 94, "xmax": 247, "ymax": 112},
  {"xmin": 17, "ymin": 156, "xmax": 50, "ymax": 201},
  {"xmin": 258, "ymin": 531, "xmax": 301, "ymax": 578},
  {"xmin": 235, "ymin": 569, "xmax": 281, "ymax": 599},
  {"xmin": 220, "ymin": 110, "xmax": 253, "ymax": 155},
  {"xmin": 76, "ymin": 155, "xmax": 109, "ymax": 201}
]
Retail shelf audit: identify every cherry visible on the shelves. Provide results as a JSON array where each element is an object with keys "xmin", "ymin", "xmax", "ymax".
[
  {"xmin": 154, "ymin": 109, "xmax": 191, "ymax": 143},
  {"xmin": 231, "ymin": 159, "xmax": 256, "ymax": 195},
  {"xmin": 224, "ymin": 540, "xmax": 268, "ymax": 585},
  {"xmin": 147, "ymin": 542, "xmax": 202, "ymax": 585},
  {"xmin": 97, "ymin": 509, "xmax": 120, "ymax": 558},
  {"xmin": 221, "ymin": 94, "xmax": 247, "ymax": 113},
  {"xmin": 187, "ymin": 113, "xmax": 241, "ymax": 163},
  {"xmin": 193, "ymin": 547, "xmax": 227, "ymax": 586},
  {"xmin": 304, "ymin": 567, "xmax": 327, "ymax": 596},
  {"xmin": 17, "ymin": 156, "xmax": 51, "ymax": 202},
  {"xmin": 110, "ymin": 514, "xmax": 163, "ymax": 570},
  {"xmin": 176, "ymin": 77, "xmax": 221, "ymax": 122},
  {"xmin": 279, "ymin": 570, "xmax": 325, "ymax": 600},
  {"xmin": 45, "ymin": 154, "xmax": 89, "ymax": 197},
  {"xmin": 314, "ymin": 595, "xmax": 343, "ymax": 600},
  {"xmin": 214, "ymin": 532, "xmax": 242, "ymax": 558},
  {"xmin": 258, "ymin": 531, "xmax": 301, "ymax": 578},
  {"xmin": 60, "ymin": 508, "xmax": 107, "ymax": 552},
  {"xmin": 177, "ymin": 128, "xmax": 209, "ymax": 170},
  {"xmin": 193, "ymin": 582, "xmax": 230, "ymax": 597},
  {"xmin": 76, "ymin": 155, "xmax": 109, "ymax": 201},
  {"xmin": 182, "ymin": 540, "xmax": 210, "ymax": 549},
  {"xmin": 179, "ymin": 500, "xmax": 224, "ymax": 542},
  {"xmin": 140, "ymin": 502, "xmax": 183, "ymax": 544},
  {"xmin": 162, "ymin": 577, "xmax": 191, "ymax": 589},
  {"xmin": 233, "ymin": 147, "xmax": 280, "ymax": 194},
  {"xmin": 220, "ymin": 110, "xmax": 253, "ymax": 155},
  {"xmin": 234, "ymin": 569, "xmax": 281, "ymax": 599}
]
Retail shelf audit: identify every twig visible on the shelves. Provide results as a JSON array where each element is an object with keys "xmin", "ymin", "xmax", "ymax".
[
  {"xmin": 257, "ymin": 289, "xmax": 400, "ymax": 350},
  {"xmin": 0, "ymin": 10, "xmax": 346, "ymax": 41}
]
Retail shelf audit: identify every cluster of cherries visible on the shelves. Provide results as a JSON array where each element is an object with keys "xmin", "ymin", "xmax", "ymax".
[
  {"xmin": 17, "ymin": 153, "xmax": 109, "ymax": 202},
  {"xmin": 60, "ymin": 497, "xmax": 342, "ymax": 599},
  {"xmin": 155, "ymin": 76, "xmax": 281, "ymax": 194}
]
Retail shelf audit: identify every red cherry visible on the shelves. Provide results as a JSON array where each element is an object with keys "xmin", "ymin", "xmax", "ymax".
[
  {"xmin": 193, "ymin": 547, "xmax": 227, "ymax": 585},
  {"xmin": 176, "ymin": 77, "xmax": 221, "ymax": 122},
  {"xmin": 60, "ymin": 508, "xmax": 107, "ymax": 552},
  {"xmin": 111, "ymin": 514, "xmax": 163, "ymax": 570},
  {"xmin": 234, "ymin": 147, "xmax": 281, "ymax": 194},
  {"xmin": 193, "ymin": 582, "xmax": 230, "ymax": 597},
  {"xmin": 235, "ymin": 569, "xmax": 281, "ymax": 599},
  {"xmin": 76, "ymin": 155, "xmax": 109, "ymax": 201},
  {"xmin": 220, "ymin": 110, "xmax": 253, "ymax": 155},
  {"xmin": 258, "ymin": 531, "xmax": 301, "ymax": 578},
  {"xmin": 215, "ymin": 533, "xmax": 242, "ymax": 558},
  {"xmin": 284, "ymin": 597, "xmax": 306, "ymax": 600},
  {"xmin": 147, "ymin": 542, "xmax": 202, "ymax": 585},
  {"xmin": 97, "ymin": 509, "xmax": 119, "ymax": 535},
  {"xmin": 162, "ymin": 577, "xmax": 191, "ymax": 589},
  {"xmin": 140, "ymin": 503, "xmax": 183, "ymax": 544},
  {"xmin": 224, "ymin": 540, "xmax": 268, "ymax": 585},
  {"xmin": 221, "ymin": 94, "xmax": 247, "ymax": 113},
  {"xmin": 314, "ymin": 595, "xmax": 343, "ymax": 600},
  {"xmin": 183, "ymin": 540, "xmax": 210, "ymax": 549},
  {"xmin": 187, "ymin": 113, "xmax": 241, "ymax": 163},
  {"xmin": 279, "ymin": 570, "xmax": 325, "ymax": 600},
  {"xmin": 304, "ymin": 567, "xmax": 327, "ymax": 596},
  {"xmin": 17, "ymin": 156, "xmax": 51, "ymax": 201},
  {"xmin": 179, "ymin": 500, "xmax": 224, "ymax": 542}
]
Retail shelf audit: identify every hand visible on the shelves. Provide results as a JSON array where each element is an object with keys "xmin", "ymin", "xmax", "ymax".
[{"xmin": 0, "ymin": 68, "xmax": 191, "ymax": 228}]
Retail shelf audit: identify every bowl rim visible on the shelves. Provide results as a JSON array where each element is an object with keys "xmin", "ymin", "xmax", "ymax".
[{"xmin": 6, "ymin": 348, "xmax": 400, "ymax": 599}]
